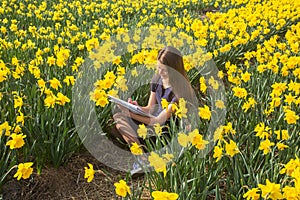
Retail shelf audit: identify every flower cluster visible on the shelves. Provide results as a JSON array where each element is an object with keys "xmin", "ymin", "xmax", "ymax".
[
  {"xmin": 1, "ymin": 0, "xmax": 299, "ymax": 199},
  {"xmin": 212, "ymin": 123, "xmax": 239, "ymax": 161},
  {"xmin": 178, "ymin": 129, "xmax": 209, "ymax": 150},
  {"xmin": 244, "ymin": 156, "xmax": 300, "ymax": 199}
]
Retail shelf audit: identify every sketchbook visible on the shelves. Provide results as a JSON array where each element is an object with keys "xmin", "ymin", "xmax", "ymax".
[{"xmin": 108, "ymin": 95, "xmax": 154, "ymax": 118}]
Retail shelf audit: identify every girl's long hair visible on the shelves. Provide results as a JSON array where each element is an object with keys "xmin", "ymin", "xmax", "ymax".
[{"xmin": 156, "ymin": 46, "xmax": 195, "ymax": 104}]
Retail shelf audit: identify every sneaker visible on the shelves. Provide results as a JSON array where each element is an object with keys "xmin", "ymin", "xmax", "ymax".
[
  {"xmin": 130, "ymin": 158, "xmax": 149, "ymax": 177},
  {"xmin": 130, "ymin": 162, "xmax": 144, "ymax": 176}
]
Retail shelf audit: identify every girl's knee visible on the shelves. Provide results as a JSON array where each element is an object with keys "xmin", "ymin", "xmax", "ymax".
[
  {"xmin": 113, "ymin": 112, "xmax": 124, "ymax": 124},
  {"xmin": 113, "ymin": 112, "xmax": 126, "ymax": 121}
]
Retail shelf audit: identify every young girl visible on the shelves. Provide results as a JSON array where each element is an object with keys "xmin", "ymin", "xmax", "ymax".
[{"xmin": 110, "ymin": 46, "xmax": 194, "ymax": 158}]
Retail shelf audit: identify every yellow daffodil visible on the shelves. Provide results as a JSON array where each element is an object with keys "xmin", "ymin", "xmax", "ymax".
[
  {"xmin": 6, "ymin": 133, "xmax": 26, "ymax": 149},
  {"xmin": 44, "ymin": 94, "xmax": 56, "ymax": 108},
  {"xmin": 208, "ymin": 76, "xmax": 219, "ymax": 90},
  {"xmin": 198, "ymin": 105, "xmax": 211, "ymax": 120},
  {"xmin": 152, "ymin": 191, "xmax": 179, "ymax": 200},
  {"xmin": 153, "ymin": 123, "xmax": 162, "ymax": 136},
  {"xmin": 96, "ymin": 97, "xmax": 109, "ymax": 107},
  {"xmin": 282, "ymin": 186, "xmax": 298, "ymax": 200},
  {"xmin": 85, "ymin": 37, "xmax": 99, "ymax": 52},
  {"xmin": 161, "ymin": 98, "xmax": 169, "ymax": 111},
  {"xmin": 242, "ymin": 97, "xmax": 257, "ymax": 112},
  {"xmin": 189, "ymin": 129, "xmax": 208, "ymax": 150},
  {"xmin": 114, "ymin": 76, "xmax": 128, "ymax": 91},
  {"xmin": 274, "ymin": 130, "xmax": 289, "ymax": 140},
  {"xmin": 175, "ymin": 98, "xmax": 187, "ymax": 119},
  {"xmin": 47, "ymin": 56, "xmax": 56, "ymax": 66},
  {"xmin": 258, "ymin": 179, "xmax": 283, "ymax": 200},
  {"xmin": 213, "ymin": 145, "xmax": 223, "ymax": 162},
  {"xmin": 16, "ymin": 112, "xmax": 24, "ymax": 125},
  {"xmin": 254, "ymin": 122, "xmax": 271, "ymax": 139},
  {"xmin": 63, "ymin": 76, "xmax": 75, "ymax": 86},
  {"xmin": 0, "ymin": 121, "xmax": 12, "ymax": 136},
  {"xmin": 148, "ymin": 152, "xmax": 167, "ymax": 177},
  {"xmin": 130, "ymin": 142, "xmax": 143, "ymax": 155},
  {"xmin": 225, "ymin": 140, "xmax": 239, "ymax": 157},
  {"xmin": 284, "ymin": 109, "xmax": 299, "ymax": 124},
  {"xmin": 214, "ymin": 126, "xmax": 224, "ymax": 141},
  {"xmin": 14, "ymin": 162, "xmax": 34, "ymax": 180},
  {"xmin": 271, "ymin": 82, "xmax": 287, "ymax": 97},
  {"xmin": 37, "ymin": 79, "xmax": 46, "ymax": 92},
  {"xmin": 215, "ymin": 100, "xmax": 225, "ymax": 109},
  {"xmin": 49, "ymin": 78, "xmax": 62, "ymax": 90},
  {"xmin": 90, "ymin": 89, "xmax": 109, "ymax": 107},
  {"xmin": 199, "ymin": 76, "xmax": 207, "ymax": 93},
  {"xmin": 116, "ymin": 66, "xmax": 125, "ymax": 75},
  {"xmin": 56, "ymin": 92, "xmax": 70, "ymax": 106},
  {"xmin": 223, "ymin": 122, "xmax": 236, "ymax": 135},
  {"xmin": 177, "ymin": 132, "xmax": 190, "ymax": 147},
  {"xmin": 137, "ymin": 124, "xmax": 147, "ymax": 139},
  {"xmin": 84, "ymin": 163, "xmax": 94, "ymax": 183},
  {"xmin": 114, "ymin": 180, "xmax": 131, "ymax": 197},
  {"xmin": 259, "ymin": 139, "xmax": 275, "ymax": 155},
  {"xmin": 280, "ymin": 156, "xmax": 300, "ymax": 175},
  {"xmin": 276, "ymin": 142, "xmax": 288, "ymax": 150},
  {"xmin": 162, "ymin": 153, "xmax": 174, "ymax": 162},
  {"xmin": 13, "ymin": 94, "xmax": 23, "ymax": 111},
  {"xmin": 232, "ymin": 86, "xmax": 248, "ymax": 99},
  {"xmin": 243, "ymin": 188, "xmax": 260, "ymax": 200},
  {"xmin": 131, "ymin": 68, "xmax": 138, "ymax": 77},
  {"xmin": 241, "ymin": 71, "xmax": 251, "ymax": 82}
]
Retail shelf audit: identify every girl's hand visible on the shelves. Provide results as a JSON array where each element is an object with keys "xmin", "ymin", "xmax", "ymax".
[{"xmin": 128, "ymin": 98, "xmax": 138, "ymax": 105}]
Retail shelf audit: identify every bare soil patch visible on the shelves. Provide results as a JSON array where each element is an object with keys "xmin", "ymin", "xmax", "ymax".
[{"xmin": 2, "ymin": 152, "xmax": 150, "ymax": 200}]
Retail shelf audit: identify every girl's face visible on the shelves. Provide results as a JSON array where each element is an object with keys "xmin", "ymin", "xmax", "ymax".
[{"xmin": 157, "ymin": 61, "xmax": 169, "ymax": 80}]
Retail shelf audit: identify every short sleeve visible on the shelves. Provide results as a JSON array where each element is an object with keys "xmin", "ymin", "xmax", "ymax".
[
  {"xmin": 151, "ymin": 82, "xmax": 157, "ymax": 92},
  {"xmin": 170, "ymin": 94, "xmax": 178, "ymax": 104},
  {"xmin": 150, "ymin": 75, "xmax": 160, "ymax": 92}
]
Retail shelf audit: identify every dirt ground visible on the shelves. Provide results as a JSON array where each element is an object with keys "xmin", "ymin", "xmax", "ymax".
[{"xmin": 2, "ymin": 152, "xmax": 150, "ymax": 200}]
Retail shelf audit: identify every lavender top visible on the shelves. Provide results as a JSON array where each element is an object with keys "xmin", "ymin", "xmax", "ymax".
[{"xmin": 151, "ymin": 77, "xmax": 178, "ymax": 118}]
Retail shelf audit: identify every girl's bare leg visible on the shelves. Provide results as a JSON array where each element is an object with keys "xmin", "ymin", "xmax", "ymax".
[{"xmin": 113, "ymin": 112, "xmax": 142, "ymax": 146}]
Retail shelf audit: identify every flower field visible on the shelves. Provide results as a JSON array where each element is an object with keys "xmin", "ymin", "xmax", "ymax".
[{"xmin": 0, "ymin": 0, "xmax": 300, "ymax": 199}]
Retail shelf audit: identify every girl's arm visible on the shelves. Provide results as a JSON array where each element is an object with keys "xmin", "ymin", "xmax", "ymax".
[
  {"xmin": 128, "ymin": 92, "xmax": 157, "ymax": 113},
  {"xmin": 140, "ymin": 91, "xmax": 157, "ymax": 113},
  {"xmin": 129, "ymin": 103, "xmax": 174, "ymax": 126}
]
